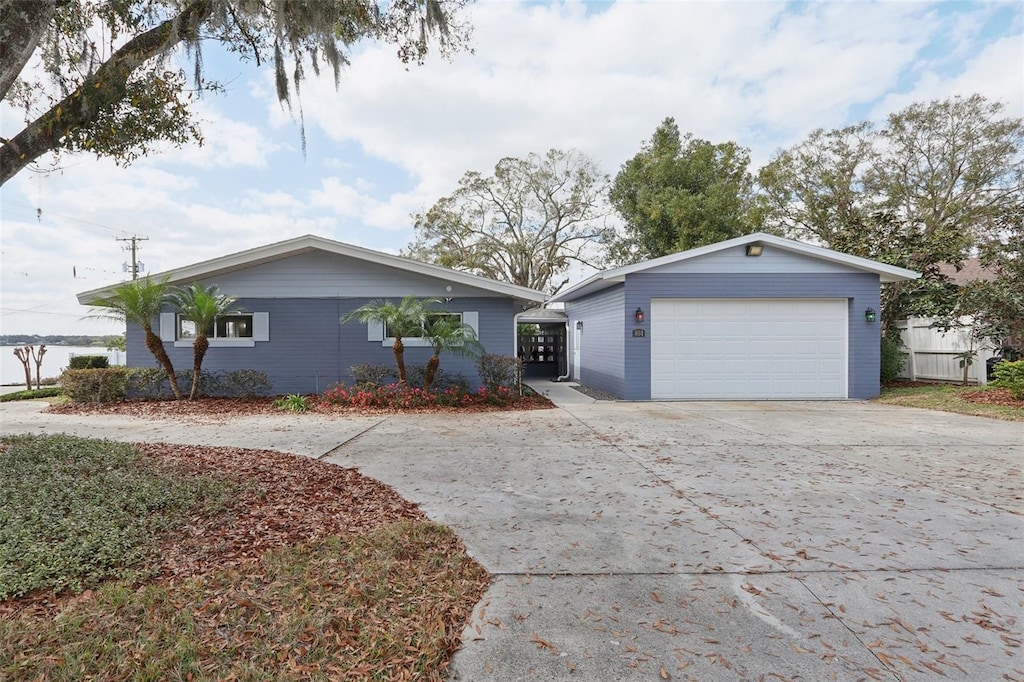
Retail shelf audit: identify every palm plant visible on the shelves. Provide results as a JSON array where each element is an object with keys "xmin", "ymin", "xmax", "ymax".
[
  {"xmin": 169, "ymin": 284, "xmax": 239, "ymax": 400},
  {"xmin": 343, "ymin": 296, "xmax": 439, "ymax": 384},
  {"xmin": 423, "ymin": 315, "xmax": 484, "ymax": 391},
  {"xmin": 89, "ymin": 276, "xmax": 183, "ymax": 400}
]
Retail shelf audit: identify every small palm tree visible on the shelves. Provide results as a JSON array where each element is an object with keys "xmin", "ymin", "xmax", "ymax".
[
  {"xmin": 343, "ymin": 296, "xmax": 439, "ymax": 384},
  {"xmin": 423, "ymin": 315, "xmax": 484, "ymax": 390},
  {"xmin": 170, "ymin": 283, "xmax": 239, "ymax": 400},
  {"xmin": 89, "ymin": 276, "xmax": 183, "ymax": 400}
]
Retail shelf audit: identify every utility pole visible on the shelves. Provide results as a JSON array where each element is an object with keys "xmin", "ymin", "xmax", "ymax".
[{"xmin": 116, "ymin": 235, "xmax": 148, "ymax": 279}]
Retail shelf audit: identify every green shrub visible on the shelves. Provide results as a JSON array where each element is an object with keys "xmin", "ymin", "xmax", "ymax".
[
  {"xmin": 477, "ymin": 354, "xmax": 522, "ymax": 393},
  {"xmin": 60, "ymin": 368, "xmax": 130, "ymax": 403},
  {"xmin": 126, "ymin": 368, "xmax": 270, "ymax": 399},
  {"xmin": 127, "ymin": 367, "xmax": 172, "ymax": 399},
  {"xmin": 0, "ymin": 434, "xmax": 234, "ymax": 599},
  {"xmin": 349, "ymin": 364, "xmax": 395, "ymax": 387},
  {"xmin": 274, "ymin": 394, "xmax": 310, "ymax": 412},
  {"xmin": 880, "ymin": 333, "xmax": 906, "ymax": 383},
  {"xmin": 221, "ymin": 369, "xmax": 271, "ymax": 398},
  {"xmin": 0, "ymin": 387, "xmax": 62, "ymax": 402},
  {"xmin": 68, "ymin": 355, "xmax": 109, "ymax": 370},
  {"xmin": 991, "ymin": 360, "xmax": 1024, "ymax": 400},
  {"xmin": 406, "ymin": 366, "xmax": 469, "ymax": 393}
]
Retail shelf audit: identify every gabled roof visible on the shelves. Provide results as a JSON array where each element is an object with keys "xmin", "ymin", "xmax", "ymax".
[
  {"xmin": 937, "ymin": 258, "xmax": 998, "ymax": 285},
  {"xmin": 551, "ymin": 232, "xmax": 920, "ymax": 302},
  {"xmin": 77, "ymin": 234, "xmax": 547, "ymax": 304}
]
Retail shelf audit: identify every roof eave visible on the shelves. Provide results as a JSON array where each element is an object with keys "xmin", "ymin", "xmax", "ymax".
[{"xmin": 77, "ymin": 234, "xmax": 547, "ymax": 304}]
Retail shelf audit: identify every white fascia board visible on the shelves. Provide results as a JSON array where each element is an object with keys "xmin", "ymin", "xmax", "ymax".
[
  {"xmin": 550, "ymin": 274, "xmax": 626, "ymax": 302},
  {"xmin": 78, "ymin": 234, "xmax": 548, "ymax": 304}
]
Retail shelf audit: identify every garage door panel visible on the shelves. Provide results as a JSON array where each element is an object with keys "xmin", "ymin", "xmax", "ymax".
[{"xmin": 651, "ymin": 298, "xmax": 848, "ymax": 400}]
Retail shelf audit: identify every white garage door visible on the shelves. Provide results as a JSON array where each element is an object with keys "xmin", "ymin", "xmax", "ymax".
[{"xmin": 651, "ymin": 299, "xmax": 848, "ymax": 400}]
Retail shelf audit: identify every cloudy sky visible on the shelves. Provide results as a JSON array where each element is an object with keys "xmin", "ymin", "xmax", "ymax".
[{"xmin": 1, "ymin": 0, "xmax": 1022, "ymax": 336}]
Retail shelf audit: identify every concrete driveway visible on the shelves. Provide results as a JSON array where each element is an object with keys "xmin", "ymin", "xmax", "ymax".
[{"xmin": 3, "ymin": 396, "xmax": 1022, "ymax": 680}]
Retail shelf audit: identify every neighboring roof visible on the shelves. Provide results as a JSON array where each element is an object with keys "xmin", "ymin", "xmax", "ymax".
[
  {"xmin": 516, "ymin": 307, "xmax": 568, "ymax": 324},
  {"xmin": 937, "ymin": 258, "xmax": 999, "ymax": 285},
  {"xmin": 551, "ymin": 232, "xmax": 921, "ymax": 302},
  {"xmin": 77, "ymin": 234, "xmax": 547, "ymax": 304}
]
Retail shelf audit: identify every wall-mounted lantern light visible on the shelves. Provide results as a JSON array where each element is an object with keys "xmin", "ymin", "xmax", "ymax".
[
  {"xmin": 635, "ymin": 307, "xmax": 645, "ymax": 323},
  {"xmin": 865, "ymin": 308, "xmax": 876, "ymax": 323},
  {"xmin": 745, "ymin": 244, "xmax": 764, "ymax": 257},
  {"xmin": 576, "ymin": 320, "xmax": 583, "ymax": 330}
]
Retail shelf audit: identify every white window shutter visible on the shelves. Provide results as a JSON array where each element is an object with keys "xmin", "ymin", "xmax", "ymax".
[
  {"xmin": 159, "ymin": 313, "xmax": 176, "ymax": 342},
  {"xmin": 253, "ymin": 312, "xmax": 270, "ymax": 341},
  {"xmin": 463, "ymin": 311, "xmax": 479, "ymax": 337},
  {"xmin": 367, "ymin": 318, "xmax": 384, "ymax": 342}
]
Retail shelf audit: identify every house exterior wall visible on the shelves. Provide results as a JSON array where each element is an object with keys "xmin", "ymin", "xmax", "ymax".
[
  {"xmin": 194, "ymin": 251, "xmax": 508, "ymax": 299},
  {"xmin": 564, "ymin": 284, "xmax": 626, "ymax": 397},
  {"xmin": 126, "ymin": 296, "xmax": 517, "ymax": 395},
  {"xmin": 623, "ymin": 273, "xmax": 881, "ymax": 400},
  {"xmin": 641, "ymin": 244, "xmax": 861, "ymax": 276}
]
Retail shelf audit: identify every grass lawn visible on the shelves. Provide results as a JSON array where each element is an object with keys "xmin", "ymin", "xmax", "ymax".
[
  {"xmin": 1, "ymin": 434, "xmax": 488, "ymax": 680},
  {"xmin": 875, "ymin": 383, "xmax": 1024, "ymax": 421}
]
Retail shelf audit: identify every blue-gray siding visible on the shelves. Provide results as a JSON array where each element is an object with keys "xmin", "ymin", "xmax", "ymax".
[
  {"xmin": 126, "ymin": 297, "xmax": 516, "ymax": 395},
  {"xmin": 194, "ymin": 251, "xmax": 516, "ymax": 299},
  {"xmin": 623, "ymin": 273, "xmax": 881, "ymax": 400},
  {"xmin": 642, "ymin": 243, "xmax": 863, "ymax": 276},
  {"xmin": 564, "ymin": 284, "xmax": 626, "ymax": 397}
]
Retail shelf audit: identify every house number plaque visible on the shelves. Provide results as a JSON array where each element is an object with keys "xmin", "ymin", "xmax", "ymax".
[{"xmin": 632, "ymin": 329, "xmax": 646, "ymax": 337}]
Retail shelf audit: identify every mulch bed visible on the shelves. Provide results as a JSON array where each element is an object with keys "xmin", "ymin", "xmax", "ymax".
[
  {"xmin": 959, "ymin": 387, "xmax": 1022, "ymax": 407},
  {"xmin": 45, "ymin": 394, "xmax": 555, "ymax": 419},
  {"xmin": 883, "ymin": 380, "xmax": 1022, "ymax": 408},
  {"xmin": 1, "ymin": 443, "xmax": 426, "ymax": 619}
]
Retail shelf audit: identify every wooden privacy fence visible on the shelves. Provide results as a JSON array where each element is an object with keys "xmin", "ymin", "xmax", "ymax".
[{"xmin": 895, "ymin": 317, "xmax": 996, "ymax": 385}]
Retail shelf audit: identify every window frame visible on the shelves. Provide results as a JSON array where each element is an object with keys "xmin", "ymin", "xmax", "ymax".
[
  {"xmin": 170, "ymin": 312, "xmax": 266, "ymax": 348},
  {"xmin": 384, "ymin": 312, "xmax": 463, "ymax": 347}
]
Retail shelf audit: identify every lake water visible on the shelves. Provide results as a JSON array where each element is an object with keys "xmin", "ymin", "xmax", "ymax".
[{"xmin": 1, "ymin": 345, "xmax": 126, "ymax": 386}]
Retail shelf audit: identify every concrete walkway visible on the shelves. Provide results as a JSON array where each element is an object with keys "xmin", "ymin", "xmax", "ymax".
[
  {"xmin": 524, "ymin": 379, "xmax": 597, "ymax": 406},
  {"xmin": 2, "ymin": 399, "xmax": 1022, "ymax": 680}
]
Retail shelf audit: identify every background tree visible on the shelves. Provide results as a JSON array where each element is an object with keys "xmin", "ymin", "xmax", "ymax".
[
  {"xmin": 755, "ymin": 122, "xmax": 876, "ymax": 246},
  {"xmin": 89, "ymin": 276, "xmax": 182, "ymax": 400},
  {"xmin": 30, "ymin": 345, "xmax": 47, "ymax": 389},
  {"xmin": 405, "ymin": 149, "xmax": 611, "ymax": 294},
  {"xmin": 12, "ymin": 346, "xmax": 32, "ymax": 390},
  {"xmin": 422, "ymin": 315, "xmax": 483, "ymax": 391},
  {"xmin": 1, "ymin": 0, "xmax": 472, "ymax": 186},
  {"xmin": 169, "ymin": 283, "xmax": 238, "ymax": 400},
  {"xmin": 607, "ymin": 117, "xmax": 755, "ymax": 265},
  {"xmin": 343, "ymin": 296, "xmax": 438, "ymax": 384},
  {"xmin": 756, "ymin": 94, "xmax": 1024, "ymax": 325}
]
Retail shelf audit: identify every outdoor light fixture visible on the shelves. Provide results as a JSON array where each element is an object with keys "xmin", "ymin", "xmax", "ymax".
[
  {"xmin": 865, "ymin": 308, "xmax": 876, "ymax": 323},
  {"xmin": 635, "ymin": 307, "xmax": 645, "ymax": 323},
  {"xmin": 576, "ymin": 320, "xmax": 583, "ymax": 330},
  {"xmin": 745, "ymin": 244, "xmax": 764, "ymax": 257}
]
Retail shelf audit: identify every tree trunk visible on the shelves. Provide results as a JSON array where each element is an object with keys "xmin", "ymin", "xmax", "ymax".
[
  {"xmin": 13, "ymin": 346, "xmax": 31, "ymax": 390},
  {"xmin": 393, "ymin": 337, "xmax": 407, "ymax": 384},
  {"xmin": 0, "ymin": 0, "xmax": 59, "ymax": 102},
  {"xmin": 423, "ymin": 354, "xmax": 440, "ymax": 391},
  {"xmin": 30, "ymin": 344, "xmax": 46, "ymax": 388},
  {"xmin": 144, "ymin": 328, "xmax": 182, "ymax": 400},
  {"xmin": 0, "ymin": 0, "xmax": 214, "ymax": 185},
  {"xmin": 190, "ymin": 335, "xmax": 209, "ymax": 400}
]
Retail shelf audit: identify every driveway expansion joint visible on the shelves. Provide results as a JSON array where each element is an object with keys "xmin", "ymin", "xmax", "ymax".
[{"xmin": 316, "ymin": 418, "xmax": 386, "ymax": 460}]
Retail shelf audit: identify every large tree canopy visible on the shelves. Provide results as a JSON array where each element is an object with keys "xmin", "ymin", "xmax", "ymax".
[
  {"xmin": 756, "ymin": 94, "xmax": 1024, "ymax": 324},
  {"xmin": 607, "ymin": 117, "xmax": 756, "ymax": 265},
  {"xmin": 405, "ymin": 149, "xmax": 611, "ymax": 294},
  {"xmin": 0, "ymin": 0, "xmax": 471, "ymax": 185}
]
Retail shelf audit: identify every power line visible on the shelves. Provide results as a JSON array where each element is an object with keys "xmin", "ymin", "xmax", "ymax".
[{"xmin": 2, "ymin": 199, "xmax": 133, "ymax": 238}]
